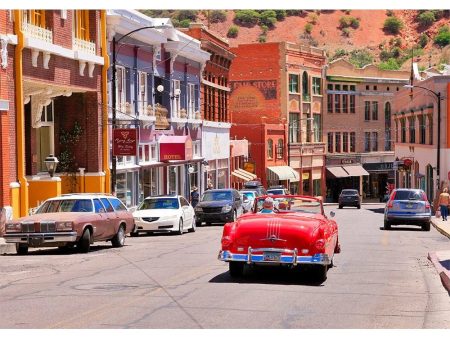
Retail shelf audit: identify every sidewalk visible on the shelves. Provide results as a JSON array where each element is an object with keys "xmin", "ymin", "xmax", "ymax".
[
  {"xmin": 429, "ymin": 216, "xmax": 450, "ymax": 293},
  {"xmin": 0, "ymin": 237, "xmax": 15, "ymax": 255}
]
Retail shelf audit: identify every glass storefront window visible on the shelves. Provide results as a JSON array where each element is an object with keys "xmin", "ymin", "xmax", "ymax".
[{"xmin": 116, "ymin": 171, "xmax": 137, "ymax": 207}]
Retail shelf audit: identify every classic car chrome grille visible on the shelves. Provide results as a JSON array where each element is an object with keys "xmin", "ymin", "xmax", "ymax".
[
  {"xmin": 21, "ymin": 222, "xmax": 36, "ymax": 233},
  {"xmin": 40, "ymin": 221, "xmax": 56, "ymax": 233},
  {"xmin": 142, "ymin": 217, "xmax": 159, "ymax": 222},
  {"xmin": 202, "ymin": 207, "xmax": 223, "ymax": 213}
]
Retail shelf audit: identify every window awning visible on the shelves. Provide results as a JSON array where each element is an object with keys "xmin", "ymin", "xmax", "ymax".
[
  {"xmin": 326, "ymin": 166, "xmax": 349, "ymax": 178},
  {"xmin": 236, "ymin": 168, "xmax": 257, "ymax": 180},
  {"xmin": 267, "ymin": 166, "xmax": 300, "ymax": 182},
  {"xmin": 231, "ymin": 170, "xmax": 251, "ymax": 182},
  {"xmin": 342, "ymin": 165, "xmax": 370, "ymax": 176}
]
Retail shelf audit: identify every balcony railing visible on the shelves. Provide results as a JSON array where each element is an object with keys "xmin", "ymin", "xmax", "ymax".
[
  {"xmin": 73, "ymin": 37, "xmax": 96, "ymax": 55},
  {"xmin": 22, "ymin": 22, "xmax": 53, "ymax": 43}
]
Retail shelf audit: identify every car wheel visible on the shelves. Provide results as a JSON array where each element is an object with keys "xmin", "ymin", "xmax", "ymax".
[
  {"xmin": 111, "ymin": 225, "xmax": 126, "ymax": 247},
  {"xmin": 338, "ymin": 205, "xmax": 343, "ymax": 209},
  {"xmin": 384, "ymin": 220, "xmax": 391, "ymax": 230},
  {"xmin": 130, "ymin": 231, "xmax": 139, "ymax": 237},
  {"xmin": 188, "ymin": 216, "xmax": 196, "ymax": 233},
  {"xmin": 175, "ymin": 219, "xmax": 183, "ymax": 235},
  {"xmin": 229, "ymin": 261, "xmax": 245, "ymax": 278},
  {"xmin": 312, "ymin": 265, "xmax": 328, "ymax": 283},
  {"xmin": 16, "ymin": 243, "xmax": 28, "ymax": 255},
  {"xmin": 206, "ymin": 222, "xmax": 212, "ymax": 226},
  {"xmin": 195, "ymin": 221, "xmax": 202, "ymax": 227},
  {"xmin": 78, "ymin": 229, "xmax": 91, "ymax": 253},
  {"xmin": 422, "ymin": 222, "xmax": 431, "ymax": 231}
]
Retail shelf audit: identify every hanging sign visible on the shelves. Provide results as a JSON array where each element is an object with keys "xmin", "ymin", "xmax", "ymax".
[{"xmin": 113, "ymin": 128, "xmax": 138, "ymax": 156}]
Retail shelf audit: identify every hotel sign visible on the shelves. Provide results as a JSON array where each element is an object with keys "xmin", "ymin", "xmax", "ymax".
[
  {"xmin": 159, "ymin": 135, "xmax": 193, "ymax": 161},
  {"xmin": 113, "ymin": 128, "xmax": 138, "ymax": 156}
]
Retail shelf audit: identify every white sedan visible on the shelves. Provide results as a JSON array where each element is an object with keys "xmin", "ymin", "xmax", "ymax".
[{"xmin": 132, "ymin": 195, "xmax": 196, "ymax": 235}]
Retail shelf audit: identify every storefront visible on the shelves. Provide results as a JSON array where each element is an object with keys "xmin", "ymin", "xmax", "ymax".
[{"xmin": 362, "ymin": 162, "xmax": 395, "ymax": 201}]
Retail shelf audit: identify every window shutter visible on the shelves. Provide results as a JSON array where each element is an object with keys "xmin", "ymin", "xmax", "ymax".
[
  {"xmin": 125, "ymin": 67, "xmax": 131, "ymax": 105},
  {"xmin": 194, "ymin": 84, "xmax": 199, "ymax": 112},
  {"xmin": 180, "ymin": 80, "xmax": 187, "ymax": 110}
]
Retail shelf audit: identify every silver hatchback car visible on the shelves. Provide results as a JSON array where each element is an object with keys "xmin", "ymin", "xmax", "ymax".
[{"xmin": 384, "ymin": 188, "xmax": 431, "ymax": 231}]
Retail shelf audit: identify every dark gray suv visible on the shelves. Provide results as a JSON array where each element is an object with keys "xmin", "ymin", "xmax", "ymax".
[
  {"xmin": 194, "ymin": 189, "xmax": 243, "ymax": 226},
  {"xmin": 338, "ymin": 189, "xmax": 361, "ymax": 209}
]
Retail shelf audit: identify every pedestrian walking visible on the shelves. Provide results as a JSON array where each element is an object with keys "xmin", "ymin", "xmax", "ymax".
[
  {"xmin": 190, "ymin": 186, "xmax": 199, "ymax": 208},
  {"xmin": 438, "ymin": 187, "xmax": 450, "ymax": 221}
]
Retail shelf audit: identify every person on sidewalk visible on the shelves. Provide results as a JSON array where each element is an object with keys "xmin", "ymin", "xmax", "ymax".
[
  {"xmin": 190, "ymin": 186, "xmax": 199, "ymax": 208},
  {"xmin": 438, "ymin": 187, "xmax": 450, "ymax": 221}
]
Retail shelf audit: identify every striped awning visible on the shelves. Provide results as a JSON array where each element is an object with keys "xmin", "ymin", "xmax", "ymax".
[
  {"xmin": 267, "ymin": 166, "xmax": 300, "ymax": 182},
  {"xmin": 231, "ymin": 170, "xmax": 251, "ymax": 182},
  {"xmin": 326, "ymin": 166, "xmax": 349, "ymax": 178},
  {"xmin": 342, "ymin": 165, "xmax": 369, "ymax": 176}
]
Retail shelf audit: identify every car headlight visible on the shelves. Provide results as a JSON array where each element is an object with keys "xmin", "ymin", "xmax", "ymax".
[
  {"xmin": 5, "ymin": 222, "xmax": 21, "ymax": 233},
  {"xmin": 222, "ymin": 205, "xmax": 232, "ymax": 212},
  {"xmin": 56, "ymin": 221, "xmax": 73, "ymax": 231},
  {"xmin": 195, "ymin": 206, "xmax": 202, "ymax": 212}
]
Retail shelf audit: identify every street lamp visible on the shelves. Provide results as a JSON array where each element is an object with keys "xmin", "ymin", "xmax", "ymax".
[
  {"xmin": 44, "ymin": 154, "xmax": 59, "ymax": 178},
  {"xmin": 404, "ymin": 84, "xmax": 441, "ymax": 189},
  {"xmin": 111, "ymin": 24, "xmax": 166, "ymax": 194}
]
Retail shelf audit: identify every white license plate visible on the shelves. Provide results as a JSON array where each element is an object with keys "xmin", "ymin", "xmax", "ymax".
[{"xmin": 263, "ymin": 252, "xmax": 281, "ymax": 262}]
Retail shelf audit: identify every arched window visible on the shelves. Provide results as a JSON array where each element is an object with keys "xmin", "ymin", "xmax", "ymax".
[
  {"xmin": 384, "ymin": 102, "xmax": 391, "ymax": 150},
  {"xmin": 276, "ymin": 139, "xmax": 283, "ymax": 159},
  {"xmin": 267, "ymin": 139, "xmax": 273, "ymax": 159},
  {"xmin": 302, "ymin": 72, "xmax": 309, "ymax": 101}
]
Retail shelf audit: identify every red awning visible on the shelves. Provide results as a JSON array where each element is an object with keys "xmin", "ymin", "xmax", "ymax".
[{"xmin": 159, "ymin": 135, "xmax": 193, "ymax": 161}]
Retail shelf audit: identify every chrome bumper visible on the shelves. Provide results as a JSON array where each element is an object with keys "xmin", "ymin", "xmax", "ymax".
[
  {"xmin": 3, "ymin": 232, "xmax": 78, "ymax": 245},
  {"xmin": 218, "ymin": 247, "xmax": 331, "ymax": 266}
]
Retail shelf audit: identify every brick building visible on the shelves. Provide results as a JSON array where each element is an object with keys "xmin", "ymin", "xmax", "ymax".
[
  {"xmin": 2, "ymin": 10, "xmax": 107, "ymax": 218},
  {"xmin": 324, "ymin": 59, "xmax": 410, "ymax": 202},
  {"xmin": 229, "ymin": 42, "xmax": 326, "ymax": 196}
]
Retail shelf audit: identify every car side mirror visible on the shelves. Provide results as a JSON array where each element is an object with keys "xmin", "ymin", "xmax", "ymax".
[
  {"xmin": 128, "ymin": 206, "xmax": 137, "ymax": 213},
  {"xmin": 329, "ymin": 211, "xmax": 335, "ymax": 218}
]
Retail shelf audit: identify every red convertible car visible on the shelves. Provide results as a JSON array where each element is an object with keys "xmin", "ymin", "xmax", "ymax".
[{"xmin": 218, "ymin": 195, "xmax": 341, "ymax": 282}]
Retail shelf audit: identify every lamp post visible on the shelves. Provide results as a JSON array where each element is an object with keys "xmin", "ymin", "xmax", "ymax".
[
  {"xmin": 111, "ymin": 25, "xmax": 166, "ymax": 194},
  {"xmin": 44, "ymin": 154, "xmax": 59, "ymax": 178},
  {"xmin": 404, "ymin": 84, "xmax": 441, "ymax": 190}
]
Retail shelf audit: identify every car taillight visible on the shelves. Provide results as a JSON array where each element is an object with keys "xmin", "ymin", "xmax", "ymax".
[
  {"xmin": 387, "ymin": 191, "xmax": 396, "ymax": 208},
  {"xmin": 425, "ymin": 202, "xmax": 431, "ymax": 210},
  {"xmin": 315, "ymin": 239, "xmax": 325, "ymax": 251},
  {"xmin": 387, "ymin": 200, "xmax": 394, "ymax": 208},
  {"xmin": 221, "ymin": 235, "xmax": 232, "ymax": 248}
]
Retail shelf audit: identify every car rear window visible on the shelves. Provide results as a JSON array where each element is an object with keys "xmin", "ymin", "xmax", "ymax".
[
  {"xmin": 108, "ymin": 198, "xmax": 127, "ymax": 211},
  {"xmin": 341, "ymin": 190, "xmax": 358, "ymax": 195},
  {"xmin": 241, "ymin": 192, "xmax": 255, "ymax": 199},
  {"xmin": 36, "ymin": 199, "xmax": 93, "ymax": 213},
  {"xmin": 202, "ymin": 191, "xmax": 232, "ymax": 201},
  {"xmin": 267, "ymin": 189, "xmax": 284, "ymax": 195},
  {"xmin": 393, "ymin": 190, "xmax": 424, "ymax": 201},
  {"xmin": 139, "ymin": 198, "xmax": 179, "ymax": 210}
]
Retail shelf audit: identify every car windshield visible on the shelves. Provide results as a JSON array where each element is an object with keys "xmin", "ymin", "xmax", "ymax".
[
  {"xmin": 138, "ymin": 198, "xmax": 179, "ymax": 210},
  {"xmin": 36, "ymin": 199, "xmax": 94, "ymax": 213},
  {"xmin": 267, "ymin": 189, "xmax": 284, "ymax": 195},
  {"xmin": 241, "ymin": 192, "xmax": 255, "ymax": 200},
  {"xmin": 255, "ymin": 196, "xmax": 322, "ymax": 215},
  {"xmin": 393, "ymin": 190, "xmax": 424, "ymax": 201},
  {"xmin": 341, "ymin": 190, "xmax": 358, "ymax": 196},
  {"xmin": 202, "ymin": 191, "xmax": 232, "ymax": 201}
]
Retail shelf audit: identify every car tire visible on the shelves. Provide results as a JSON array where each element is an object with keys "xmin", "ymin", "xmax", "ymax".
[
  {"xmin": 130, "ymin": 231, "xmax": 139, "ymax": 237},
  {"xmin": 229, "ymin": 261, "xmax": 245, "ymax": 278},
  {"xmin": 78, "ymin": 229, "xmax": 91, "ymax": 253},
  {"xmin": 111, "ymin": 225, "xmax": 126, "ymax": 247},
  {"xmin": 384, "ymin": 220, "xmax": 391, "ymax": 230},
  {"xmin": 16, "ymin": 243, "xmax": 28, "ymax": 255},
  {"xmin": 188, "ymin": 216, "xmax": 196, "ymax": 233},
  {"xmin": 195, "ymin": 221, "xmax": 202, "ymax": 227},
  {"xmin": 338, "ymin": 205, "xmax": 343, "ymax": 209},
  {"xmin": 313, "ymin": 265, "xmax": 327, "ymax": 283},
  {"xmin": 175, "ymin": 219, "xmax": 183, "ymax": 235},
  {"xmin": 422, "ymin": 222, "xmax": 431, "ymax": 231}
]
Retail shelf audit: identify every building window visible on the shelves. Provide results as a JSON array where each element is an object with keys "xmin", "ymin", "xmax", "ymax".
[
  {"xmin": 350, "ymin": 95, "xmax": 355, "ymax": 113},
  {"xmin": 23, "ymin": 10, "xmax": 46, "ymax": 27},
  {"xmin": 350, "ymin": 132, "xmax": 355, "ymax": 152},
  {"xmin": 373, "ymin": 85, "xmax": 377, "ymax": 90},
  {"xmin": 289, "ymin": 113, "xmax": 299, "ymax": 143},
  {"xmin": 276, "ymin": 139, "xmax": 283, "ymax": 159},
  {"xmin": 116, "ymin": 66, "xmax": 126, "ymax": 113},
  {"xmin": 401, "ymin": 118, "xmax": 406, "ymax": 143},
  {"xmin": 312, "ymin": 77, "xmax": 321, "ymax": 95},
  {"xmin": 74, "ymin": 10, "xmax": 90, "ymax": 40},
  {"xmin": 342, "ymin": 95, "xmax": 348, "ymax": 113},
  {"xmin": 187, "ymin": 83, "xmax": 195, "ymax": 117},
  {"xmin": 138, "ymin": 71, "xmax": 148, "ymax": 115},
  {"xmin": 384, "ymin": 102, "xmax": 391, "ymax": 151},
  {"xmin": 172, "ymin": 79, "xmax": 180, "ymax": 117},
  {"xmin": 335, "ymin": 132, "xmax": 341, "ymax": 153},
  {"xmin": 350, "ymin": 85, "xmax": 356, "ymax": 91},
  {"xmin": 364, "ymin": 101, "xmax": 370, "ymax": 121},
  {"xmin": 372, "ymin": 132, "xmax": 378, "ymax": 151},
  {"xmin": 327, "ymin": 132, "xmax": 333, "ymax": 153},
  {"xmin": 37, "ymin": 101, "xmax": 55, "ymax": 172},
  {"xmin": 313, "ymin": 114, "xmax": 321, "ymax": 142},
  {"xmin": 364, "ymin": 132, "xmax": 371, "ymax": 152},
  {"xmin": 289, "ymin": 74, "xmax": 299, "ymax": 93},
  {"xmin": 313, "ymin": 179, "xmax": 321, "ymax": 196},
  {"xmin": 334, "ymin": 93, "xmax": 340, "ymax": 113},
  {"xmin": 343, "ymin": 132, "xmax": 349, "ymax": 152},
  {"xmin": 267, "ymin": 139, "xmax": 273, "ymax": 159},
  {"xmin": 409, "ymin": 116, "xmax": 416, "ymax": 143},
  {"xmin": 327, "ymin": 94, "xmax": 333, "ymax": 113},
  {"xmin": 419, "ymin": 115, "xmax": 426, "ymax": 144},
  {"xmin": 372, "ymin": 101, "xmax": 378, "ymax": 120},
  {"xmin": 428, "ymin": 115, "xmax": 433, "ymax": 145},
  {"xmin": 302, "ymin": 72, "xmax": 309, "ymax": 101}
]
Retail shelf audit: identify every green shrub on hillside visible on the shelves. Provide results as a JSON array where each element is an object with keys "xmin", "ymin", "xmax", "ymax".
[
  {"xmin": 339, "ymin": 16, "xmax": 360, "ymax": 29},
  {"xmin": 259, "ymin": 10, "xmax": 277, "ymax": 28},
  {"xmin": 209, "ymin": 10, "xmax": 227, "ymax": 23},
  {"xmin": 434, "ymin": 26, "xmax": 450, "ymax": 47},
  {"xmin": 349, "ymin": 49, "xmax": 374, "ymax": 68},
  {"xmin": 227, "ymin": 25, "xmax": 239, "ymax": 38},
  {"xmin": 383, "ymin": 17, "xmax": 404, "ymax": 34},
  {"xmin": 234, "ymin": 10, "xmax": 260, "ymax": 27},
  {"xmin": 304, "ymin": 23, "xmax": 313, "ymax": 34},
  {"xmin": 275, "ymin": 10, "xmax": 287, "ymax": 21},
  {"xmin": 386, "ymin": 10, "xmax": 394, "ymax": 17},
  {"xmin": 379, "ymin": 58, "xmax": 401, "ymax": 70},
  {"xmin": 177, "ymin": 10, "xmax": 198, "ymax": 21},
  {"xmin": 417, "ymin": 11, "xmax": 436, "ymax": 27},
  {"xmin": 308, "ymin": 12, "xmax": 319, "ymax": 24},
  {"xmin": 342, "ymin": 28, "xmax": 351, "ymax": 37},
  {"xmin": 286, "ymin": 10, "xmax": 306, "ymax": 17},
  {"xmin": 418, "ymin": 33, "xmax": 429, "ymax": 48}
]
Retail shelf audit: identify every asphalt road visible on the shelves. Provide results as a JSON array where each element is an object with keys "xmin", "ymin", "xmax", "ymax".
[{"xmin": 0, "ymin": 204, "xmax": 449, "ymax": 329}]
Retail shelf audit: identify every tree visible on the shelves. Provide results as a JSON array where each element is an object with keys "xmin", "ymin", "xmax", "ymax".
[
  {"xmin": 349, "ymin": 49, "xmax": 373, "ymax": 68},
  {"xmin": 379, "ymin": 58, "xmax": 401, "ymax": 70},
  {"xmin": 417, "ymin": 11, "xmax": 436, "ymax": 28},
  {"xmin": 304, "ymin": 23, "xmax": 313, "ymax": 34},
  {"xmin": 209, "ymin": 10, "xmax": 227, "ymax": 23},
  {"xmin": 434, "ymin": 26, "xmax": 450, "ymax": 47},
  {"xmin": 227, "ymin": 25, "xmax": 239, "ymax": 38},
  {"xmin": 383, "ymin": 17, "xmax": 404, "ymax": 34},
  {"xmin": 259, "ymin": 10, "xmax": 277, "ymax": 28},
  {"xmin": 234, "ymin": 10, "xmax": 260, "ymax": 27}
]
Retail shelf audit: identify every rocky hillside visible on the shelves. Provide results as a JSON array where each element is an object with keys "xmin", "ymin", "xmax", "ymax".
[{"xmin": 141, "ymin": 9, "xmax": 450, "ymax": 71}]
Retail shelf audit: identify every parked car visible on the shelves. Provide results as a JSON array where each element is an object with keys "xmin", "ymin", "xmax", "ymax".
[
  {"xmin": 384, "ymin": 188, "xmax": 431, "ymax": 231},
  {"xmin": 195, "ymin": 189, "xmax": 244, "ymax": 226},
  {"xmin": 218, "ymin": 194, "xmax": 341, "ymax": 282},
  {"xmin": 243, "ymin": 180, "xmax": 267, "ymax": 195},
  {"xmin": 3, "ymin": 194, "xmax": 134, "ymax": 254},
  {"xmin": 132, "ymin": 195, "xmax": 196, "ymax": 235},
  {"xmin": 338, "ymin": 189, "xmax": 361, "ymax": 209},
  {"xmin": 267, "ymin": 185, "xmax": 289, "ymax": 196}
]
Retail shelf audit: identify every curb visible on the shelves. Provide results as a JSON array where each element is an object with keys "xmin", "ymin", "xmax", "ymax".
[
  {"xmin": 430, "ymin": 218, "xmax": 450, "ymax": 240},
  {"xmin": 0, "ymin": 238, "xmax": 15, "ymax": 255},
  {"xmin": 427, "ymin": 251, "xmax": 450, "ymax": 293}
]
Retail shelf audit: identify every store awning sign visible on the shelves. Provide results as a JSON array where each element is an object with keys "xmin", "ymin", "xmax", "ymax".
[
  {"xmin": 159, "ymin": 135, "xmax": 193, "ymax": 161},
  {"xmin": 113, "ymin": 128, "xmax": 138, "ymax": 156}
]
